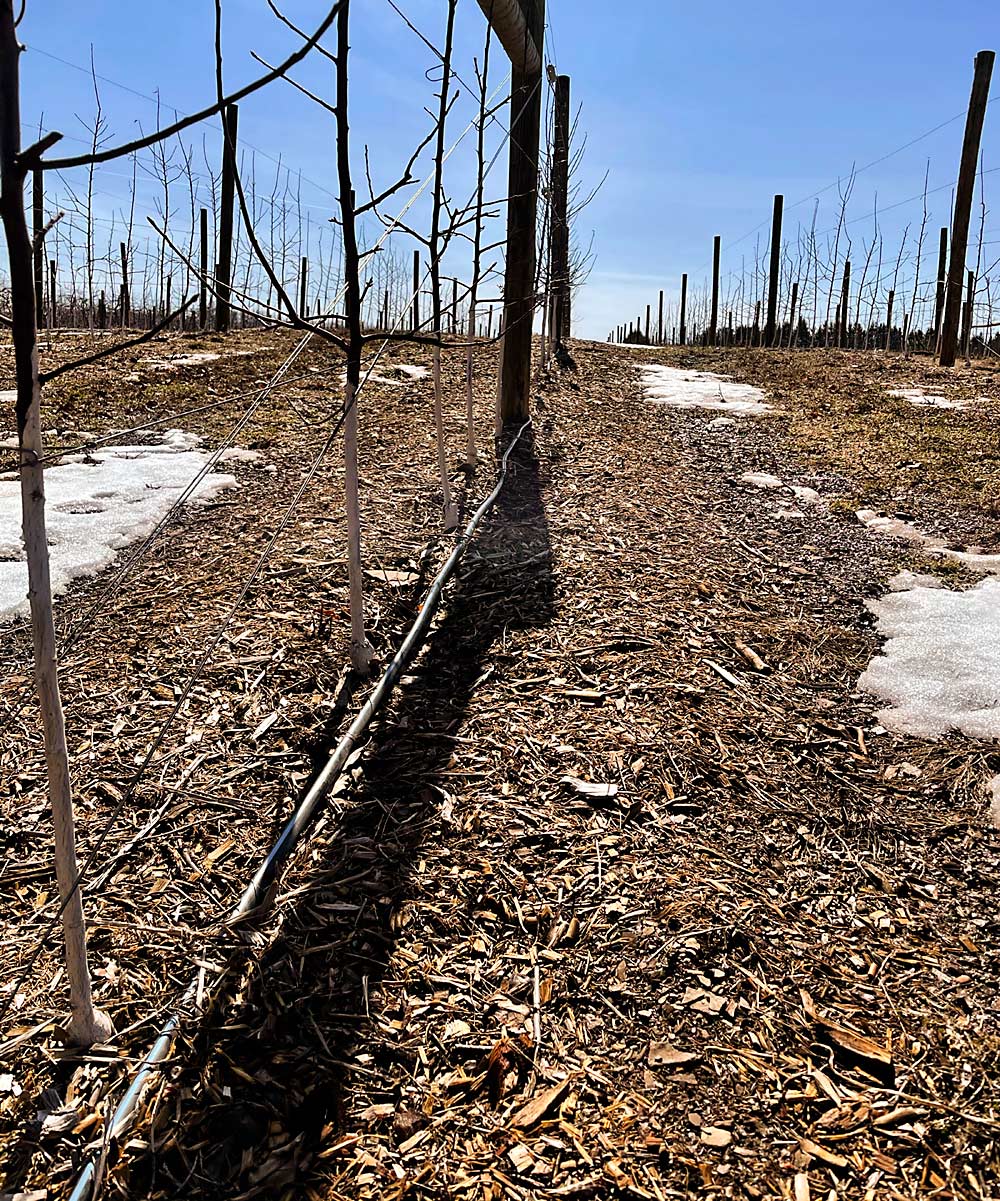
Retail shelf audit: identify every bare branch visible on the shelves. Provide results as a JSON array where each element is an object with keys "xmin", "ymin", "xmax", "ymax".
[{"xmin": 30, "ymin": 4, "xmax": 341, "ymax": 171}]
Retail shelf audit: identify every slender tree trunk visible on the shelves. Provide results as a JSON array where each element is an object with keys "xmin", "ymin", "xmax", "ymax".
[
  {"xmin": 335, "ymin": 2, "xmax": 372, "ymax": 675},
  {"xmin": 0, "ymin": 0, "xmax": 112, "ymax": 1047}
]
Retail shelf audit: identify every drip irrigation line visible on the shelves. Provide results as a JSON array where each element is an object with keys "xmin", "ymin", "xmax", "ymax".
[
  {"xmin": 2, "ymin": 22, "xmax": 537, "ymax": 1050},
  {"xmin": 64, "ymin": 416, "xmax": 531, "ymax": 1201}
]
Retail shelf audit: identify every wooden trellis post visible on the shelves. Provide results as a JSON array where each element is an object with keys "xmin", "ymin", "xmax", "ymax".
[
  {"xmin": 764, "ymin": 194, "xmax": 783, "ymax": 346},
  {"xmin": 550, "ymin": 72, "xmax": 571, "ymax": 343},
  {"xmin": 709, "ymin": 235, "xmax": 720, "ymax": 345},
  {"xmin": 679, "ymin": 272, "xmax": 688, "ymax": 345},
  {"xmin": 199, "ymin": 207, "xmax": 209, "ymax": 330},
  {"xmin": 940, "ymin": 51, "xmax": 994, "ymax": 367},
  {"xmin": 477, "ymin": 0, "xmax": 545, "ymax": 423},
  {"xmin": 214, "ymin": 102, "xmax": 238, "ymax": 333}
]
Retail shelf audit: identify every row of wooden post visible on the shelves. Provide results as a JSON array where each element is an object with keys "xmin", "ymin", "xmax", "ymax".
[{"xmin": 614, "ymin": 50, "xmax": 994, "ymax": 368}]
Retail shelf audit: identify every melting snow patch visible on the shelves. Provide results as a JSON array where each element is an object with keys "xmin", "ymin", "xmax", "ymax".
[
  {"xmin": 887, "ymin": 570, "xmax": 945, "ymax": 592},
  {"xmin": 707, "ymin": 416, "xmax": 737, "ymax": 430},
  {"xmin": 740, "ymin": 471, "xmax": 784, "ymax": 490},
  {"xmin": 791, "ymin": 485, "xmax": 821, "ymax": 504},
  {"xmin": 887, "ymin": 388, "xmax": 972, "ymax": 411},
  {"xmin": 857, "ymin": 509, "xmax": 1000, "ymax": 573},
  {"xmin": 217, "ymin": 447, "xmax": 263, "ymax": 464},
  {"xmin": 639, "ymin": 365, "xmax": 771, "ymax": 414},
  {"xmin": 856, "ymin": 509, "xmax": 929, "ymax": 546},
  {"xmin": 0, "ymin": 434, "xmax": 236, "ymax": 621},
  {"xmin": 391, "ymin": 363, "xmax": 429, "ymax": 381},
  {"xmin": 858, "ymin": 576, "xmax": 1000, "ymax": 738}
]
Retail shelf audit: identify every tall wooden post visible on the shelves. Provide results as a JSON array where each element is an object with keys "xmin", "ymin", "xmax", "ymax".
[
  {"xmin": 31, "ymin": 168, "xmax": 43, "ymax": 326},
  {"xmin": 933, "ymin": 225, "xmax": 948, "ymax": 350},
  {"xmin": 199, "ymin": 207, "xmax": 209, "ymax": 330},
  {"xmin": 49, "ymin": 258, "xmax": 56, "ymax": 327},
  {"xmin": 214, "ymin": 102, "xmax": 239, "ymax": 333},
  {"xmin": 679, "ymin": 272, "xmax": 688, "ymax": 345},
  {"xmin": 97, "ymin": 290, "xmax": 106, "ymax": 329},
  {"xmin": 657, "ymin": 289, "xmax": 664, "ymax": 344},
  {"xmin": 839, "ymin": 259, "xmax": 851, "ymax": 348},
  {"xmin": 940, "ymin": 50, "xmax": 994, "ymax": 367},
  {"xmin": 299, "ymin": 255, "xmax": 309, "ymax": 317},
  {"xmin": 885, "ymin": 289, "xmax": 895, "ymax": 351},
  {"xmin": 764, "ymin": 194, "xmax": 783, "ymax": 346},
  {"xmin": 550, "ymin": 72, "xmax": 571, "ymax": 342},
  {"xmin": 645, "ymin": 303, "xmax": 650, "ymax": 342},
  {"xmin": 709, "ymin": 234, "xmax": 720, "ymax": 345},
  {"xmin": 412, "ymin": 249, "xmax": 420, "ymax": 331},
  {"xmin": 499, "ymin": 0, "xmax": 545, "ymax": 422}
]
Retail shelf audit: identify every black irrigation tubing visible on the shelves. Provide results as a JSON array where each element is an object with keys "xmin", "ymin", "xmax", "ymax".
[
  {"xmin": 3, "ymin": 34, "xmax": 539, "ymax": 1046},
  {"xmin": 65, "ymin": 415, "xmax": 531, "ymax": 1201}
]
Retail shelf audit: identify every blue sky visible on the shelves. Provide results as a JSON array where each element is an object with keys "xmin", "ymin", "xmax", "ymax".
[{"xmin": 16, "ymin": 1, "xmax": 999, "ymax": 339}]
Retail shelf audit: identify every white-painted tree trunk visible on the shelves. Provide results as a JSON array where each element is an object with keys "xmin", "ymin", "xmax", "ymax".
[
  {"xmin": 20, "ymin": 362, "xmax": 113, "ymax": 1047},
  {"xmin": 342, "ymin": 378, "xmax": 372, "ymax": 675},
  {"xmin": 433, "ymin": 345, "xmax": 457, "ymax": 530}
]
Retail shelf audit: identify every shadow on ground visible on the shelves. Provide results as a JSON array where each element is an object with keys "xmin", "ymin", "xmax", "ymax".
[{"xmin": 126, "ymin": 428, "xmax": 555, "ymax": 1198}]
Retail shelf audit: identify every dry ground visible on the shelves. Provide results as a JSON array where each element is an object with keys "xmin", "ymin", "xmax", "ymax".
[{"xmin": 1, "ymin": 335, "xmax": 998, "ymax": 1200}]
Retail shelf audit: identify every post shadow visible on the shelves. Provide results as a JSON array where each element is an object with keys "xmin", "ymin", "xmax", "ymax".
[{"xmin": 130, "ymin": 426, "xmax": 555, "ymax": 1195}]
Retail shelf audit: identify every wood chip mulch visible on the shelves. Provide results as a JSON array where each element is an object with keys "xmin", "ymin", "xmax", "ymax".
[{"xmin": 3, "ymin": 338, "xmax": 999, "ymax": 1200}]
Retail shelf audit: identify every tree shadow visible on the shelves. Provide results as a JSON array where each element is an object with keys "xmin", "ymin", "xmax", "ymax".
[{"xmin": 129, "ymin": 426, "xmax": 554, "ymax": 1198}]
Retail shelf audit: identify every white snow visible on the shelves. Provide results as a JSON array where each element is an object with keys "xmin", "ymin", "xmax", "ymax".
[
  {"xmin": 0, "ymin": 432, "xmax": 236, "ymax": 621},
  {"xmin": 740, "ymin": 471, "xmax": 784, "ymax": 490},
  {"xmin": 707, "ymin": 416, "xmax": 737, "ymax": 430},
  {"xmin": 391, "ymin": 363, "xmax": 430, "ymax": 381},
  {"xmin": 0, "ymin": 390, "xmax": 17, "ymax": 404},
  {"xmin": 857, "ymin": 509, "xmax": 1000, "ymax": 574},
  {"xmin": 791, "ymin": 485, "xmax": 821, "ymax": 504},
  {"xmin": 639, "ymin": 365, "xmax": 771, "ymax": 415},
  {"xmin": 217, "ymin": 446, "xmax": 263, "ymax": 464},
  {"xmin": 887, "ymin": 388, "xmax": 972, "ymax": 411},
  {"xmin": 856, "ymin": 509, "xmax": 928, "ymax": 545},
  {"xmin": 858, "ymin": 576, "xmax": 1000, "ymax": 738},
  {"xmin": 887, "ymin": 570, "xmax": 945, "ymax": 592}
]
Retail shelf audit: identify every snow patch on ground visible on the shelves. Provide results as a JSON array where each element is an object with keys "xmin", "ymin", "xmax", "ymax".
[
  {"xmin": 740, "ymin": 471, "xmax": 784, "ymax": 490},
  {"xmin": 217, "ymin": 447, "xmax": 264, "ymax": 464},
  {"xmin": 859, "ymin": 576, "xmax": 1000, "ymax": 738},
  {"xmin": 391, "ymin": 363, "xmax": 430, "ymax": 381},
  {"xmin": 887, "ymin": 388, "xmax": 973, "ymax": 411},
  {"xmin": 857, "ymin": 509, "xmax": 1000, "ymax": 574},
  {"xmin": 888, "ymin": 570, "xmax": 945, "ymax": 592},
  {"xmin": 790, "ymin": 485, "xmax": 821, "ymax": 504},
  {"xmin": 0, "ymin": 431, "xmax": 237, "ymax": 621},
  {"xmin": 639, "ymin": 365, "xmax": 771, "ymax": 414},
  {"xmin": 707, "ymin": 416, "xmax": 738, "ymax": 430},
  {"xmin": 856, "ymin": 509, "xmax": 928, "ymax": 545}
]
